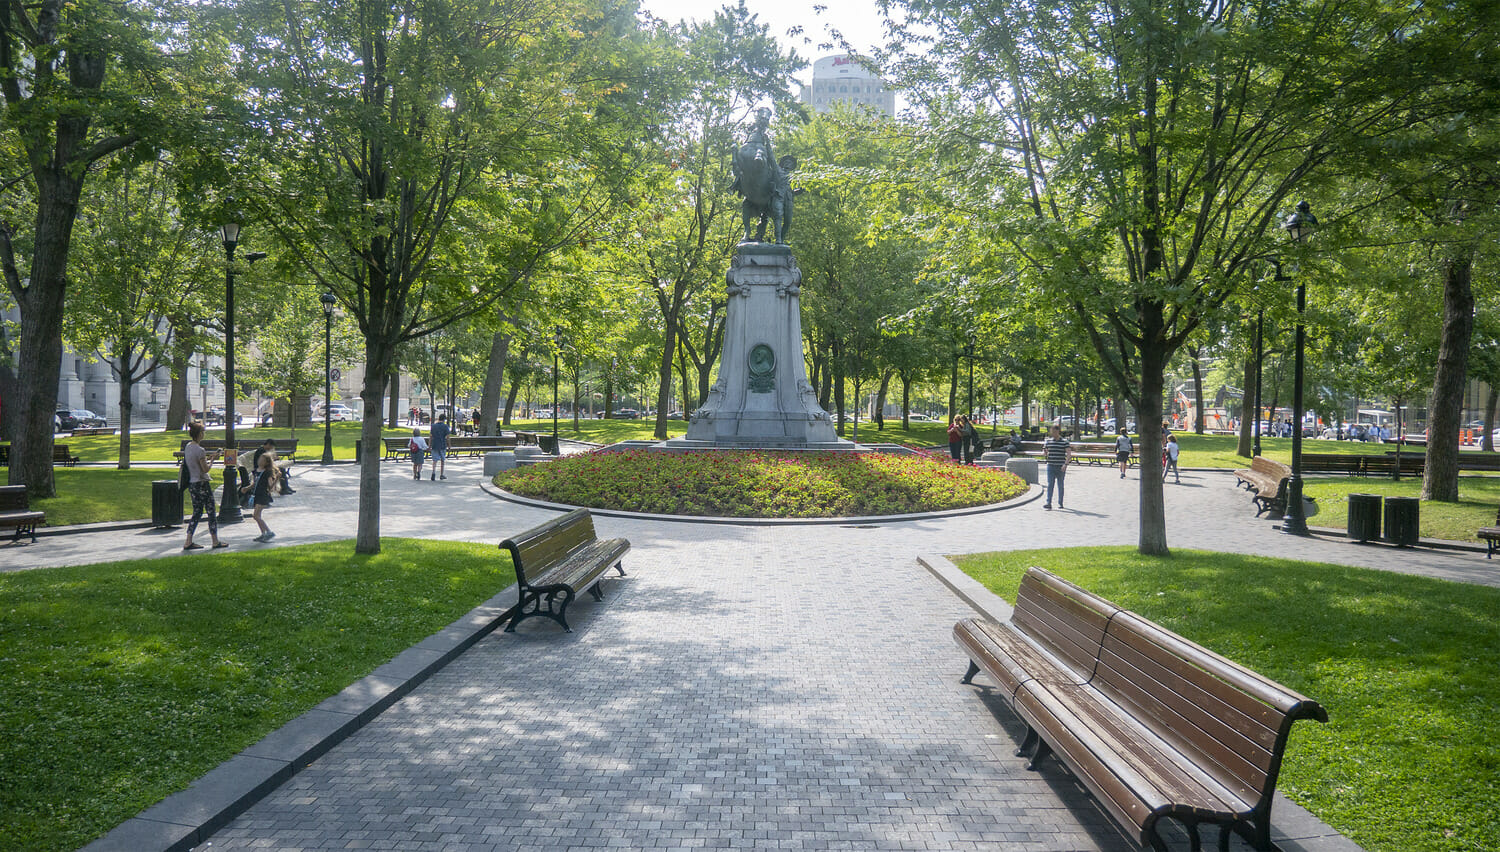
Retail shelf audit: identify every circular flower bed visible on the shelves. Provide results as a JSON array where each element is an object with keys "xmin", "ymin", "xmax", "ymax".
[{"xmin": 493, "ymin": 448, "xmax": 1028, "ymax": 518}]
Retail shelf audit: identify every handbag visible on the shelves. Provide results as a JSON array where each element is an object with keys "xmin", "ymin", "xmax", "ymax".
[{"xmin": 177, "ymin": 461, "xmax": 191, "ymax": 490}]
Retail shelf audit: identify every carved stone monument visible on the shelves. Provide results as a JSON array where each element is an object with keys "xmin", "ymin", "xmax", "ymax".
[
  {"xmin": 658, "ymin": 244, "xmax": 856, "ymax": 450},
  {"xmin": 655, "ymin": 113, "xmax": 860, "ymax": 452}
]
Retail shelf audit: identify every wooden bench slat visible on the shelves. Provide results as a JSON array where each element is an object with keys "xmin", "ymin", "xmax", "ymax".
[{"xmin": 957, "ymin": 567, "xmax": 1326, "ymax": 850}]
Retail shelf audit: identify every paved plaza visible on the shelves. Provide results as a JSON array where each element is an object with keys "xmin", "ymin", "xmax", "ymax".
[{"xmin": 7, "ymin": 456, "xmax": 1488, "ymax": 850}]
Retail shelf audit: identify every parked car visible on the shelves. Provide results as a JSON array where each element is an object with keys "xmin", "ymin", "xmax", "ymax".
[
  {"xmin": 318, "ymin": 403, "xmax": 360, "ymax": 422},
  {"xmin": 907, "ymin": 413, "xmax": 933, "ymax": 422},
  {"xmin": 56, "ymin": 408, "xmax": 106, "ymax": 430},
  {"xmin": 204, "ymin": 405, "xmax": 243, "ymax": 426}
]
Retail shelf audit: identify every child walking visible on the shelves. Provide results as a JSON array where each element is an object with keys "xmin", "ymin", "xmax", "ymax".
[
  {"xmin": 409, "ymin": 429, "xmax": 428, "ymax": 480},
  {"xmin": 242, "ymin": 452, "xmax": 280, "ymax": 542}
]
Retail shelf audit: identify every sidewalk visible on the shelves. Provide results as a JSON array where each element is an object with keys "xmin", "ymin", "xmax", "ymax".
[{"xmin": 29, "ymin": 461, "xmax": 1487, "ymax": 849}]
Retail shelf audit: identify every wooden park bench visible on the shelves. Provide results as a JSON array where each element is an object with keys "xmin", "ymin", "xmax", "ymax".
[
  {"xmin": 1, "ymin": 444, "xmax": 80, "ymax": 466},
  {"xmin": 0, "ymin": 485, "xmax": 45, "ymax": 543},
  {"xmin": 499, "ymin": 508, "xmax": 629, "ymax": 633},
  {"xmin": 446, "ymin": 434, "xmax": 519, "ymax": 457},
  {"xmin": 69, "ymin": 426, "xmax": 117, "ymax": 437},
  {"xmin": 174, "ymin": 438, "xmax": 300, "ymax": 462},
  {"xmin": 956, "ymin": 567, "xmax": 1327, "ymax": 851},
  {"xmin": 1233, "ymin": 455, "xmax": 1286, "ymax": 492},
  {"xmin": 1298, "ymin": 452, "xmax": 1365, "ymax": 476},
  {"xmin": 1479, "ymin": 507, "xmax": 1500, "ymax": 559},
  {"xmin": 1363, "ymin": 453, "xmax": 1423, "ymax": 478}
]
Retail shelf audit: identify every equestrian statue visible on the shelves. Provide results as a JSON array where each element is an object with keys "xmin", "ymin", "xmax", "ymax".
[{"xmin": 730, "ymin": 109, "xmax": 795, "ymax": 245}]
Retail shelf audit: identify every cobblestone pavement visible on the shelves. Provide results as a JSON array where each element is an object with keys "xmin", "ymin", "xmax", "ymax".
[{"xmin": 12, "ymin": 459, "xmax": 1487, "ymax": 850}]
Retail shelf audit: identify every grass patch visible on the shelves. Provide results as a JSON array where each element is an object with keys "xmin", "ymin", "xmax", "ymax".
[
  {"xmin": 0, "ymin": 539, "xmax": 514, "ymax": 851},
  {"xmin": 50, "ymin": 423, "xmax": 406, "ymax": 464},
  {"xmin": 27, "ymin": 469, "xmax": 167, "ymax": 526},
  {"xmin": 950, "ymin": 547, "xmax": 1500, "ymax": 852},
  {"xmin": 496, "ymin": 448, "xmax": 1026, "ymax": 517}
]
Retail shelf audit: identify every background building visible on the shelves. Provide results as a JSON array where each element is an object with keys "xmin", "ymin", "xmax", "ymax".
[{"xmin": 799, "ymin": 55, "xmax": 895, "ymax": 116}]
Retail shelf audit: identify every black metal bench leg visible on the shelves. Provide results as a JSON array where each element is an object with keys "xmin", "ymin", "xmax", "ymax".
[
  {"xmin": 1024, "ymin": 736, "xmax": 1051, "ymax": 770},
  {"xmin": 1014, "ymin": 726, "xmax": 1037, "ymax": 759},
  {"xmin": 1187, "ymin": 821, "xmax": 1203, "ymax": 852},
  {"xmin": 588, "ymin": 581, "xmax": 604, "ymax": 602},
  {"xmin": 1218, "ymin": 823, "xmax": 1233, "ymax": 852},
  {"xmin": 615, "ymin": 561, "xmax": 626, "ymax": 576},
  {"xmin": 961, "ymin": 660, "xmax": 980, "ymax": 684}
]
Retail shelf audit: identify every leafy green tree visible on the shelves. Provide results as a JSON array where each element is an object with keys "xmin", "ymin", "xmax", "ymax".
[
  {"xmin": 0, "ymin": 0, "xmax": 208, "ymax": 494},
  {"xmin": 883, "ymin": 0, "xmax": 1461, "ymax": 553},
  {"xmin": 65, "ymin": 157, "xmax": 218, "ymax": 468},
  {"xmin": 224, "ymin": 0, "xmax": 658, "ymax": 552}
]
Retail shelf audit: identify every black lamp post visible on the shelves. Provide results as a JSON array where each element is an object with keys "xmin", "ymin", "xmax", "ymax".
[
  {"xmin": 1280, "ymin": 200, "xmax": 1318, "ymax": 536},
  {"xmin": 218, "ymin": 221, "xmax": 244, "ymax": 524},
  {"xmin": 964, "ymin": 338, "xmax": 976, "ymax": 416},
  {"xmin": 449, "ymin": 347, "xmax": 457, "ymax": 427},
  {"xmin": 1252, "ymin": 309, "xmax": 1264, "ymax": 457},
  {"xmin": 551, "ymin": 327, "xmax": 564, "ymax": 455},
  {"xmin": 321, "ymin": 290, "xmax": 337, "ymax": 465}
]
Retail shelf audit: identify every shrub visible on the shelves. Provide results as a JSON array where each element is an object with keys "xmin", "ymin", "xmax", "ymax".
[{"xmin": 494, "ymin": 449, "xmax": 1027, "ymax": 517}]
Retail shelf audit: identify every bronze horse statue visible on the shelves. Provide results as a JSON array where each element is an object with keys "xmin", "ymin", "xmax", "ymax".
[{"xmin": 731, "ymin": 139, "xmax": 792, "ymax": 245}]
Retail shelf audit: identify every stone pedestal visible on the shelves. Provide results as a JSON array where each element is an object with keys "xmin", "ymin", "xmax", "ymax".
[
  {"xmin": 484, "ymin": 452, "xmax": 516, "ymax": 476},
  {"xmin": 1005, "ymin": 457, "xmax": 1039, "ymax": 485},
  {"xmin": 659, "ymin": 244, "xmax": 857, "ymax": 452}
]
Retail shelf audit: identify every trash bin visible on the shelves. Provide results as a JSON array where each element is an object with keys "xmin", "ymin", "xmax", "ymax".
[
  {"xmin": 1384, "ymin": 497, "xmax": 1420, "ymax": 546},
  {"xmin": 537, "ymin": 434, "xmax": 559, "ymax": 456},
  {"xmin": 354, "ymin": 438, "xmax": 362, "ymax": 464},
  {"xmin": 151, "ymin": 480, "xmax": 183, "ymax": 528},
  {"xmin": 1347, "ymin": 493, "xmax": 1381, "ymax": 543}
]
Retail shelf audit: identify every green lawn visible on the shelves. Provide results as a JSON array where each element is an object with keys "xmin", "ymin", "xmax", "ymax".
[
  {"xmin": 52, "ymin": 422, "xmax": 406, "ymax": 463},
  {"xmin": 28, "ymin": 469, "xmax": 167, "ymax": 526},
  {"xmin": 0, "ymin": 539, "xmax": 514, "ymax": 852},
  {"xmin": 951, "ymin": 548, "xmax": 1500, "ymax": 852}
]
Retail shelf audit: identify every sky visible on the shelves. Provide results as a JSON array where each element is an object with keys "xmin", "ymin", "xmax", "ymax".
[{"xmin": 636, "ymin": 0, "xmax": 896, "ymax": 87}]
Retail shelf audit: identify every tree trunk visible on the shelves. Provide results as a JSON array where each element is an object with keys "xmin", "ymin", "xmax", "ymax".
[
  {"xmin": 387, "ymin": 369, "xmax": 400, "ymax": 429},
  {"xmin": 8, "ymin": 174, "xmax": 80, "ymax": 497},
  {"xmin": 1236, "ymin": 354, "xmax": 1255, "ymax": 457},
  {"xmin": 652, "ymin": 307, "xmax": 679, "ymax": 440},
  {"xmin": 947, "ymin": 353, "xmax": 958, "ymax": 422},
  {"xmin": 167, "ymin": 347, "xmax": 191, "ymax": 430},
  {"xmin": 1021, "ymin": 381, "xmax": 1031, "ymax": 429},
  {"xmin": 1136, "ymin": 332, "xmax": 1170, "ymax": 555},
  {"xmin": 1423, "ymin": 248, "xmax": 1475, "ymax": 502},
  {"xmin": 357, "ymin": 336, "xmax": 398, "ymax": 554},
  {"xmin": 504, "ymin": 378, "xmax": 521, "ymax": 425},
  {"xmin": 116, "ymin": 353, "xmax": 135, "ymax": 470},
  {"xmin": 901, "ymin": 374, "xmax": 912, "ymax": 428},
  {"xmin": 873, "ymin": 368, "xmax": 892, "ymax": 430},
  {"xmin": 478, "ymin": 330, "xmax": 509, "ymax": 436},
  {"xmin": 833, "ymin": 350, "xmax": 847, "ymax": 435}
]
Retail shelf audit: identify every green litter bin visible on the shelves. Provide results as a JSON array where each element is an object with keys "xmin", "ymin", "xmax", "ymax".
[
  {"xmin": 1383, "ymin": 496, "xmax": 1420, "ymax": 547},
  {"xmin": 537, "ymin": 434, "xmax": 559, "ymax": 455},
  {"xmin": 1347, "ymin": 493, "xmax": 1381, "ymax": 543}
]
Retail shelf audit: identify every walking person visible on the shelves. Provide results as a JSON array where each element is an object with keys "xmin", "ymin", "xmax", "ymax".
[
  {"xmin": 1163, "ymin": 433, "xmax": 1181, "ymax": 484},
  {"xmin": 409, "ymin": 429, "xmax": 428, "ymax": 480},
  {"xmin": 1114, "ymin": 428, "xmax": 1134, "ymax": 479},
  {"xmin": 182, "ymin": 421, "xmax": 227, "ymax": 551},
  {"xmin": 430, "ymin": 413, "xmax": 451, "ymax": 480},
  {"xmin": 1043, "ymin": 424, "xmax": 1072, "ymax": 510},
  {"xmin": 242, "ymin": 452, "xmax": 280, "ymax": 542}
]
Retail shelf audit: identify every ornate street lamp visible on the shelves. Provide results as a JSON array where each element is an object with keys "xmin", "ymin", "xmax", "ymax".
[
  {"xmin": 321, "ymin": 290, "xmax": 337, "ymax": 465},
  {"xmin": 449, "ymin": 347, "xmax": 457, "ymax": 429},
  {"xmin": 1281, "ymin": 200, "xmax": 1318, "ymax": 536},
  {"xmin": 218, "ymin": 220, "xmax": 244, "ymax": 524}
]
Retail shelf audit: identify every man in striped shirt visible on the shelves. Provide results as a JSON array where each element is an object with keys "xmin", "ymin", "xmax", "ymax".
[{"xmin": 1043, "ymin": 424, "xmax": 1072, "ymax": 510}]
